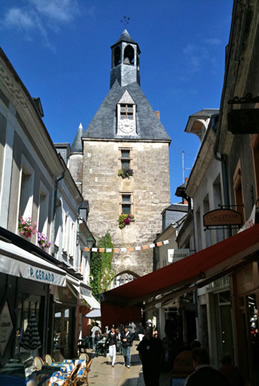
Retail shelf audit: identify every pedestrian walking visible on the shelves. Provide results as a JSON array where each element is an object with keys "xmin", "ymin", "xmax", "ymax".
[
  {"xmin": 138, "ymin": 322, "xmax": 145, "ymax": 341},
  {"xmin": 137, "ymin": 327, "xmax": 163, "ymax": 386},
  {"xmin": 121, "ymin": 325, "xmax": 134, "ymax": 368},
  {"xmin": 184, "ymin": 347, "xmax": 231, "ymax": 386},
  {"xmin": 104, "ymin": 326, "xmax": 118, "ymax": 367},
  {"xmin": 91, "ymin": 322, "xmax": 102, "ymax": 350}
]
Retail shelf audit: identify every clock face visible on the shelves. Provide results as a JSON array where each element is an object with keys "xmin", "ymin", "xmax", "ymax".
[{"xmin": 119, "ymin": 119, "xmax": 135, "ymax": 134}]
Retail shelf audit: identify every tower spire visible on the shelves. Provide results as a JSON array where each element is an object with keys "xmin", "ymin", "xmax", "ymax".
[{"xmin": 110, "ymin": 30, "xmax": 140, "ymax": 88}]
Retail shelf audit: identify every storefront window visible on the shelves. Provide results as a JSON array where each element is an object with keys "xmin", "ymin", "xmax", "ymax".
[
  {"xmin": 14, "ymin": 294, "xmax": 41, "ymax": 357},
  {"xmin": 54, "ymin": 306, "xmax": 75, "ymax": 359}
]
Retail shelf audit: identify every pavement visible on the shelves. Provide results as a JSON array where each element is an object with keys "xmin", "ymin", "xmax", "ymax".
[{"xmin": 87, "ymin": 342, "xmax": 171, "ymax": 386}]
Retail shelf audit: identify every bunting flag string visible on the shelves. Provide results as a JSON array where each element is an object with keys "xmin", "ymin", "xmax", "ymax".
[{"xmin": 84, "ymin": 239, "xmax": 170, "ymax": 253}]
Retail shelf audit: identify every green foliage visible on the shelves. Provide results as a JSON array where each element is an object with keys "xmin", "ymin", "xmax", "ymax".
[
  {"xmin": 90, "ymin": 232, "xmax": 115, "ymax": 299},
  {"xmin": 119, "ymin": 214, "xmax": 134, "ymax": 229},
  {"xmin": 118, "ymin": 168, "xmax": 133, "ymax": 179}
]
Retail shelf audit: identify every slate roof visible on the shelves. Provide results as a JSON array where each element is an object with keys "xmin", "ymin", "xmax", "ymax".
[
  {"xmin": 82, "ymin": 80, "xmax": 171, "ymax": 142},
  {"xmin": 111, "ymin": 29, "xmax": 140, "ymax": 52},
  {"xmin": 189, "ymin": 109, "xmax": 219, "ymax": 117}
]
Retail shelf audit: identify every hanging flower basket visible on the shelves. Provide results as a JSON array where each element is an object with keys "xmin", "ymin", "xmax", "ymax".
[
  {"xmin": 119, "ymin": 214, "xmax": 134, "ymax": 229},
  {"xmin": 37, "ymin": 232, "xmax": 52, "ymax": 250},
  {"xmin": 118, "ymin": 168, "xmax": 133, "ymax": 179},
  {"xmin": 18, "ymin": 216, "xmax": 37, "ymax": 239}
]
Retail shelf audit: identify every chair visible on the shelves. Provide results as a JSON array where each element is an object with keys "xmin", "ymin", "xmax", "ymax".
[
  {"xmin": 75, "ymin": 358, "xmax": 93, "ymax": 386},
  {"xmin": 79, "ymin": 353, "xmax": 89, "ymax": 363},
  {"xmin": 52, "ymin": 363, "xmax": 81, "ymax": 385},
  {"xmin": 33, "ymin": 356, "xmax": 44, "ymax": 370},
  {"xmin": 64, "ymin": 363, "xmax": 81, "ymax": 385},
  {"xmin": 45, "ymin": 354, "xmax": 54, "ymax": 365}
]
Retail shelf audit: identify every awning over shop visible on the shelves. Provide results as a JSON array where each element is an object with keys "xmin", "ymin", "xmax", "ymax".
[
  {"xmin": 81, "ymin": 294, "xmax": 100, "ymax": 309},
  {"xmin": 80, "ymin": 283, "xmax": 100, "ymax": 309},
  {"xmin": 66, "ymin": 274, "xmax": 81, "ymax": 295},
  {"xmin": 84, "ymin": 308, "xmax": 101, "ymax": 319},
  {"xmin": 101, "ymin": 224, "xmax": 259, "ymax": 325},
  {"xmin": 0, "ymin": 240, "xmax": 66, "ymax": 287}
]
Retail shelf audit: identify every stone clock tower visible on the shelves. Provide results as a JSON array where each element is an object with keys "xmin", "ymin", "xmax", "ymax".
[{"xmin": 69, "ymin": 30, "xmax": 171, "ymax": 286}]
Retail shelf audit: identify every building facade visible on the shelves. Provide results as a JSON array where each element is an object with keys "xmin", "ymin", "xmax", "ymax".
[
  {"xmin": 0, "ymin": 48, "xmax": 96, "ymax": 368},
  {"xmin": 175, "ymin": 1, "xmax": 259, "ymax": 383}
]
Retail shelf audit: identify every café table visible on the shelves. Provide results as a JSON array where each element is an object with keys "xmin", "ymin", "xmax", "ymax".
[{"xmin": 50, "ymin": 361, "xmax": 74, "ymax": 373}]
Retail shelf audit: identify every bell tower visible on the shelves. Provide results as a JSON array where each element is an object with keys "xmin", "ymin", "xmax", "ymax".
[
  {"xmin": 110, "ymin": 29, "xmax": 141, "ymax": 88},
  {"xmin": 69, "ymin": 29, "xmax": 171, "ymax": 280}
]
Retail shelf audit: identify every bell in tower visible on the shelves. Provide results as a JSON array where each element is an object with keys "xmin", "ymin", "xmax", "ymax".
[{"xmin": 110, "ymin": 29, "xmax": 140, "ymax": 89}]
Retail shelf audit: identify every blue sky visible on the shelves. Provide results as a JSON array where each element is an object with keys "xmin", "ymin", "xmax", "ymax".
[{"xmin": 0, "ymin": 0, "xmax": 233, "ymax": 202}]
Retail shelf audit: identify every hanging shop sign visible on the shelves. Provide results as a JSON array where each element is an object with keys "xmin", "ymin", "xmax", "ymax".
[
  {"xmin": 203, "ymin": 209, "xmax": 242, "ymax": 227},
  {"xmin": 228, "ymin": 109, "xmax": 259, "ymax": 134},
  {"xmin": 168, "ymin": 249, "xmax": 190, "ymax": 263}
]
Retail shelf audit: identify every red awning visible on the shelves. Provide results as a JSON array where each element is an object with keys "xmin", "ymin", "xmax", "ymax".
[{"xmin": 101, "ymin": 224, "xmax": 259, "ymax": 326}]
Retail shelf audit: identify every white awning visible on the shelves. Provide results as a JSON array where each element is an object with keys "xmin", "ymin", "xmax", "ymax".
[
  {"xmin": 81, "ymin": 294, "xmax": 100, "ymax": 309},
  {"xmin": 0, "ymin": 240, "xmax": 66, "ymax": 287},
  {"xmin": 84, "ymin": 308, "xmax": 101, "ymax": 319},
  {"xmin": 66, "ymin": 274, "xmax": 81, "ymax": 294},
  {"xmin": 80, "ymin": 282, "xmax": 100, "ymax": 309}
]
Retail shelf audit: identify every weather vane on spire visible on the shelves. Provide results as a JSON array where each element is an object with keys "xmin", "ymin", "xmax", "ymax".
[{"xmin": 121, "ymin": 16, "xmax": 130, "ymax": 28}]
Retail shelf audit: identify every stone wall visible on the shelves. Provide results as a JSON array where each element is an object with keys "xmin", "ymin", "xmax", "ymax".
[{"xmin": 81, "ymin": 139, "xmax": 170, "ymax": 277}]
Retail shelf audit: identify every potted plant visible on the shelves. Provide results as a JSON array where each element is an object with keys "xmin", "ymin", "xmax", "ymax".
[
  {"xmin": 18, "ymin": 216, "xmax": 37, "ymax": 239},
  {"xmin": 37, "ymin": 232, "xmax": 52, "ymax": 250},
  {"xmin": 118, "ymin": 168, "xmax": 133, "ymax": 179},
  {"xmin": 119, "ymin": 214, "xmax": 134, "ymax": 229}
]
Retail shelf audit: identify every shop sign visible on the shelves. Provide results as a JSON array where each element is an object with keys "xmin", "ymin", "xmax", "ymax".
[
  {"xmin": 203, "ymin": 209, "xmax": 242, "ymax": 227},
  {"xmin": 29, "ymin": 266, "xmax": 56, "ymax": 283},
  {"xmin": 168, "ymin": 249, "xmax": 190, "ymax": 263},
  {"xmin": 0, "ymin": 301, "xmax": 13, "ymax": 356}
]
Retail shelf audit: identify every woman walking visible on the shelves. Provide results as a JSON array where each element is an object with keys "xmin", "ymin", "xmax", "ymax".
[{"xmin": 105, "ymin": 326, "xmax": 118, "ymax": 367}]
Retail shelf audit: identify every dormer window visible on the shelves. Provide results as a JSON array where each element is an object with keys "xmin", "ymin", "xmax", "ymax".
[
  {"xmin": 120, "ymin": 104, "xmax": 133, "ymax": 120},
  {"xmin": 117, "ymin": 90, "xmax": 136, "ymax": 135}
]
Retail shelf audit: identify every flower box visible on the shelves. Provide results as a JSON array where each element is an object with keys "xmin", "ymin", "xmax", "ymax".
[
  {"xmin": 118, "ymin": 168, "xmax": 133, "ymax": 179},
  {"xmin": 18, "ymin": 216, "xmax": 37, "ymax": 239},
  {"xmin": 37, "ymin": 232, "xmax": 52, "ymax": 250},
  {"xmin": 119, "ymin": 214, "xmax": 134, "ymax": 229}
]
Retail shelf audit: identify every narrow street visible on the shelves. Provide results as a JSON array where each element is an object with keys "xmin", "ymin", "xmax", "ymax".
[{"xmin": 88, "ymin": 342, "xmax": 171, "ymax": 386}]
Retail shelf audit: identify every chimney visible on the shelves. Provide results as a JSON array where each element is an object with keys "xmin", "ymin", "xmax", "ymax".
[
  {"xmin": 183, "ymin": 177, "xmax": 188, "ymax": 205},
  {"xmin": 155, "ymin": 111, "xmax": 160, "ymax": 120}
]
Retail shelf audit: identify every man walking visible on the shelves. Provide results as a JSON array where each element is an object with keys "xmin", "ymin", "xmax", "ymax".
[
  {"xmin": 121, "ymin": 325, "xmax": 134, "ymax": 368},
  {"xmin": 137, "ymin": 327, "xmax": 163, "ymax": 386}
]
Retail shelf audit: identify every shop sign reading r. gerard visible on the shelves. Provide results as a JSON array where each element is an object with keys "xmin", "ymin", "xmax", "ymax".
[{"xmin": 203, "ymin": 209, "xmax": 242, "ymax": 227}]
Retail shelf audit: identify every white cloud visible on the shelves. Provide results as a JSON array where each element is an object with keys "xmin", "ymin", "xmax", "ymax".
[
  {"xmin": 3, "ymin": 7, "xmax": 35, "ymax": 30},
  {"xmin": 29, "ymin": 0, "xmax": 79, "ymax": 23},
  {"xmin": 1, "ymin": 0, "xmax": 80, "ymax": 50},
  {"xmin": 190, "ymin": 56, "xmax": 201, "ymax": 72},
  {"xmin": 205, "ymin": 38, "xmax": 221, "ymax": 46},
  {"xmin": 183, "ymin": 44, "xmax": 196, "ymax": 55}
]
